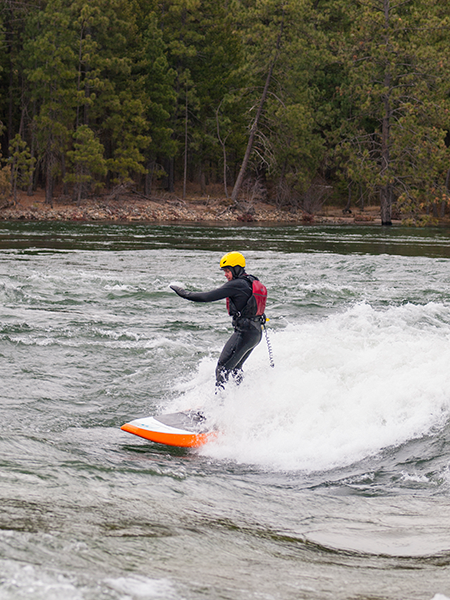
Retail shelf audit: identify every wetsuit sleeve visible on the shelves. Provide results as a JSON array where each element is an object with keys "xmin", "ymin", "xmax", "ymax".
[
  {"xmin": 170, "ymin": 282, "xmax": 234, "ymax": 303},
  {"xmin": 170, "ymin": 285, "xmax": 189, "ymax": 299}
]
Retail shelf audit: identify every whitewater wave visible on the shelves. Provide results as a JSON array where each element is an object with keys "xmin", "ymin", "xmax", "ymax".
[{"xmin": 171, "ymin": 302, "xmax": 450, "ymax": 472}]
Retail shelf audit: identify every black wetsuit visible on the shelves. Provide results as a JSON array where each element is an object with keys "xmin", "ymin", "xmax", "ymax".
[{"xmin": 171, "ymin": 274, "xmax": 263, "ymax": 388}]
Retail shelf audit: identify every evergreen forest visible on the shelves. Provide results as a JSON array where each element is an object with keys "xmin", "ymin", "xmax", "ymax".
[{"xmin": 1, "ymin": 0, "xmax": 449, "ymax": 224}]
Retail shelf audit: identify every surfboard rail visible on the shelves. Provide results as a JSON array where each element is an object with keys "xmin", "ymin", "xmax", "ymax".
[{"xmin": 120, "ymin": 411, "xmax": 217, "ymax": 448}]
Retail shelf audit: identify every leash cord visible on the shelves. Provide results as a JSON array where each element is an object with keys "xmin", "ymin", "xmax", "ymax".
[{"xmin": 263, "ymin": 320, "xmax": 275, "ymax": 368}]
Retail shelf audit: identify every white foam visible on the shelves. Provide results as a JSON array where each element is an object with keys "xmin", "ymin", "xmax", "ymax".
[
  {"xmin": 181, "ymin": 302, "xmax": 450, "ymax": 472},
  {"xmin": 0, "ymin": 560, "xmax": 180, "ymax": 600},
  {"xmin": 0, "ymin": 562, "xmax": 83, "ymax": 600},
  {"xmin": 105, "ymin": 576, "xmax": 178, "ymax": 599}
]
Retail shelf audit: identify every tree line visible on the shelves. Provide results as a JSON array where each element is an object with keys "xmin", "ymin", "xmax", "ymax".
[{"xmin": 0, "ymin": 0, "xmax": 449, "ymax": 224}]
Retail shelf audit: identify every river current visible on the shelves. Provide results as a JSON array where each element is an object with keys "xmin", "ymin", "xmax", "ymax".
[{"xmin": 1, "ymin": 221, "xmax": 450, "ymax": 600}]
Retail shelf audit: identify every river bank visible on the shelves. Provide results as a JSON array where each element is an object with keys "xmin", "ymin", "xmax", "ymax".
[{"xmin": 0, "ymin": 189, "xmax": 385, "ymax": 225}]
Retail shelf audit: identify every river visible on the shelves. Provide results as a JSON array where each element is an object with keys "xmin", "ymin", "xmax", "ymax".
[{"xmin": 1, "ymin": 221, "xmax": 450, "ymax": 600}]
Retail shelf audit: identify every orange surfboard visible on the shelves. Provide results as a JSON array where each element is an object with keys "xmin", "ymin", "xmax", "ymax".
[{"xmin": 121, "ymin": 411, "xmax": 217, "ymax": 448}]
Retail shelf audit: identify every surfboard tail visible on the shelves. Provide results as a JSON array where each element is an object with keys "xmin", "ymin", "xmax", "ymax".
[
  {"xmin": 121, "ymin": 422, "xmax": 216, "ymax": 447},
  {"xmin": 120, "ymin": 412, "xmax": 218, "ymax": 448}
]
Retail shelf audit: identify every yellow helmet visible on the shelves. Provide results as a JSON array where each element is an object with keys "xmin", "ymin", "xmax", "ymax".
[{"xmin": 220, "ymin": 252, "xmax": 246, "ymax": 269}]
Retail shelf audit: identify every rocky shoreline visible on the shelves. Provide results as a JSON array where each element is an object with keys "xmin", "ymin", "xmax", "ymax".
[{"xmin": 0, "ymin": 192, "xmax": 381, "ymax": 225}]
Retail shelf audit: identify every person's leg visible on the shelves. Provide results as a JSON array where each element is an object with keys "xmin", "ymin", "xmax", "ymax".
[
  {"xmin": 215, "ymin": 326, "xmax": 262, "ymax": 389},
  {"xmin": 215, "ymin": 331, "xmax": 241, "ymax": 389}
]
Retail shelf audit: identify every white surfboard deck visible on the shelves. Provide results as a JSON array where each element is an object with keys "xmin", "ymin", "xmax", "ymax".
[{"xmin": 121, "ymin": 410, "xmax": 217, "ymax": 448}]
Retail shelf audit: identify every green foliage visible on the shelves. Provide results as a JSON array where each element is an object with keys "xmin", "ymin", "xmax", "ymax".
[
  {"xmin": 137, "ymin": 11, "xmax": 176, "ymax": 160},
  {"xmin": 8, "ymin": 134, "xmax": 36, "ymax": 203},
  {"xmin": 335, "ymin": 0, "xmax": 450, "ymax": 222},
  {"xmin": 153, "ymin": 0, "xmax": 247, "ymax": 188},
  {"xmin": 0, "ymin": 0, "xmax": 448, "ymax": 221},
  {"xmin": 0, "ymin": 162, "xmax": 11, "ymax": 202},
  {"xmin": 65, "ymin": 125, "xmax": 107, "ymax": 202}
]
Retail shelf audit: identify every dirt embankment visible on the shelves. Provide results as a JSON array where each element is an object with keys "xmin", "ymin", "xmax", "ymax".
[{"xmin": 0, "ymin": 188, "xmax": 383, "ymax": 225}]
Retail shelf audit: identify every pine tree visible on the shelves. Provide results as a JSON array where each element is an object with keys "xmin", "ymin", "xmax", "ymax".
[
  {"xmin": 69, "ymin": 0, "xmax": 150, "ymax": 185},
  {"xmin": 230, "ymin": 0, "xmax": 330, "ymax": 210},
  {"xmin": 154, "ymin": 0, "xmax": 246, "ymax": 195},
  {"xmin": 134, "ymin": 9, "xmax": 176, "ymax": 195},
  {"xmin": 0, "ymin": 0, "xmax": 40, "ymax": 158},
  {"xmin": 65, "ymin": 125, "xmax": 107, "ymax": 204},
  {"xmin": 0, "ymin": 158, "xmax": 11, "ymax": 203},
  {"xmin": 187, "ymin": 0, "xmax": 245, "ymax": 195},
  {"xmin": 8, "ymin": 133, "xmax": 35, "ymax": 204},
  {"xmin": 337, "ymin": 0, "xmax": 450, "ymax": 224},
  {"xmin": 23, "ymin": 0, "xmax": 79, "ymax": 204}
]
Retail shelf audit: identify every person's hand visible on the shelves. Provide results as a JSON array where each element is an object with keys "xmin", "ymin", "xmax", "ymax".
[{"xmin": 170, "ymin": 285, "xmax": 189, "ymax": 298}]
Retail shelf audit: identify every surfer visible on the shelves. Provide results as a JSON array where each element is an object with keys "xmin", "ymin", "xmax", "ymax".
[{"xmin": 170, "ymin": 252, "xmax": 267, "ymax": 389}]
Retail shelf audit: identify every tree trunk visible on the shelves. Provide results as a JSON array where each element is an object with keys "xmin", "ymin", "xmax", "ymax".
[
  {"xmin": 27, "ymin": 102, "xmax": 36, "ymax": 196},
  {"xmin": 7, "ymin": 17, "xmax": 15, "ymax": 147},
  {"xmin": 231, "ymin": 60, "xmax": 275, "ymax": 206},
  {"xmin": 145, "ymin": 161, "xmax": 154, "ymax": 196},
  {"xmin": 76, "ymin": 24, "xmax": 84, "ymax": 129},
  {"xmin": 11, "ymin": 162, "xmax": 18, "ymax": 205},
  {"xmin": 359, "ymin": 184, "xmax": 364, "ymax": 211},
  {"xmin": 216, "ymin": 101, "xmax": 229, "ymax": 198},
  {"xmin": 380, "ymin": 185, "xmax": 393, "ymax": 225},
  {"xmin": 380, "ymin": 0, "xmax": 392, "ymax": 226},
  {"xmin": 183, "ymin": 89, "xmax": 188, "ymax": 199},
  {"xmin": 200, "ymin": 169, "xmax": 206, "ymax": 196},
  {"xmin": 45, "ymin": 149, "xmax": 54, "ymax": 207},
  {"xmin": 231, "ymin": 15, "xmax": 284, "ymax": 206},
  {"xmin": 222, "ymin": 148, "xmax": 228, "ymax": 198},
  {"xmin": 442, "ymin": 167, "xmax": 450, "ymax": 217},
  {"xmin": 343, "ymin": 182, "xmax": 352, "ymax": 213},
  {"xmin": 168, "ymin": 157, "xmax": 174, "ymax": 193}
]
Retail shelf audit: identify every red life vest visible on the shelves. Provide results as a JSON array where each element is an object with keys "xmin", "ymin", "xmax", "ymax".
[
  {"xmin": 226, "ymin": 275, "xmax": 267, "ymax": 317},
  {"xmin": 251, "ymin": 279, "xmax": 267, "ymax": 316}
]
